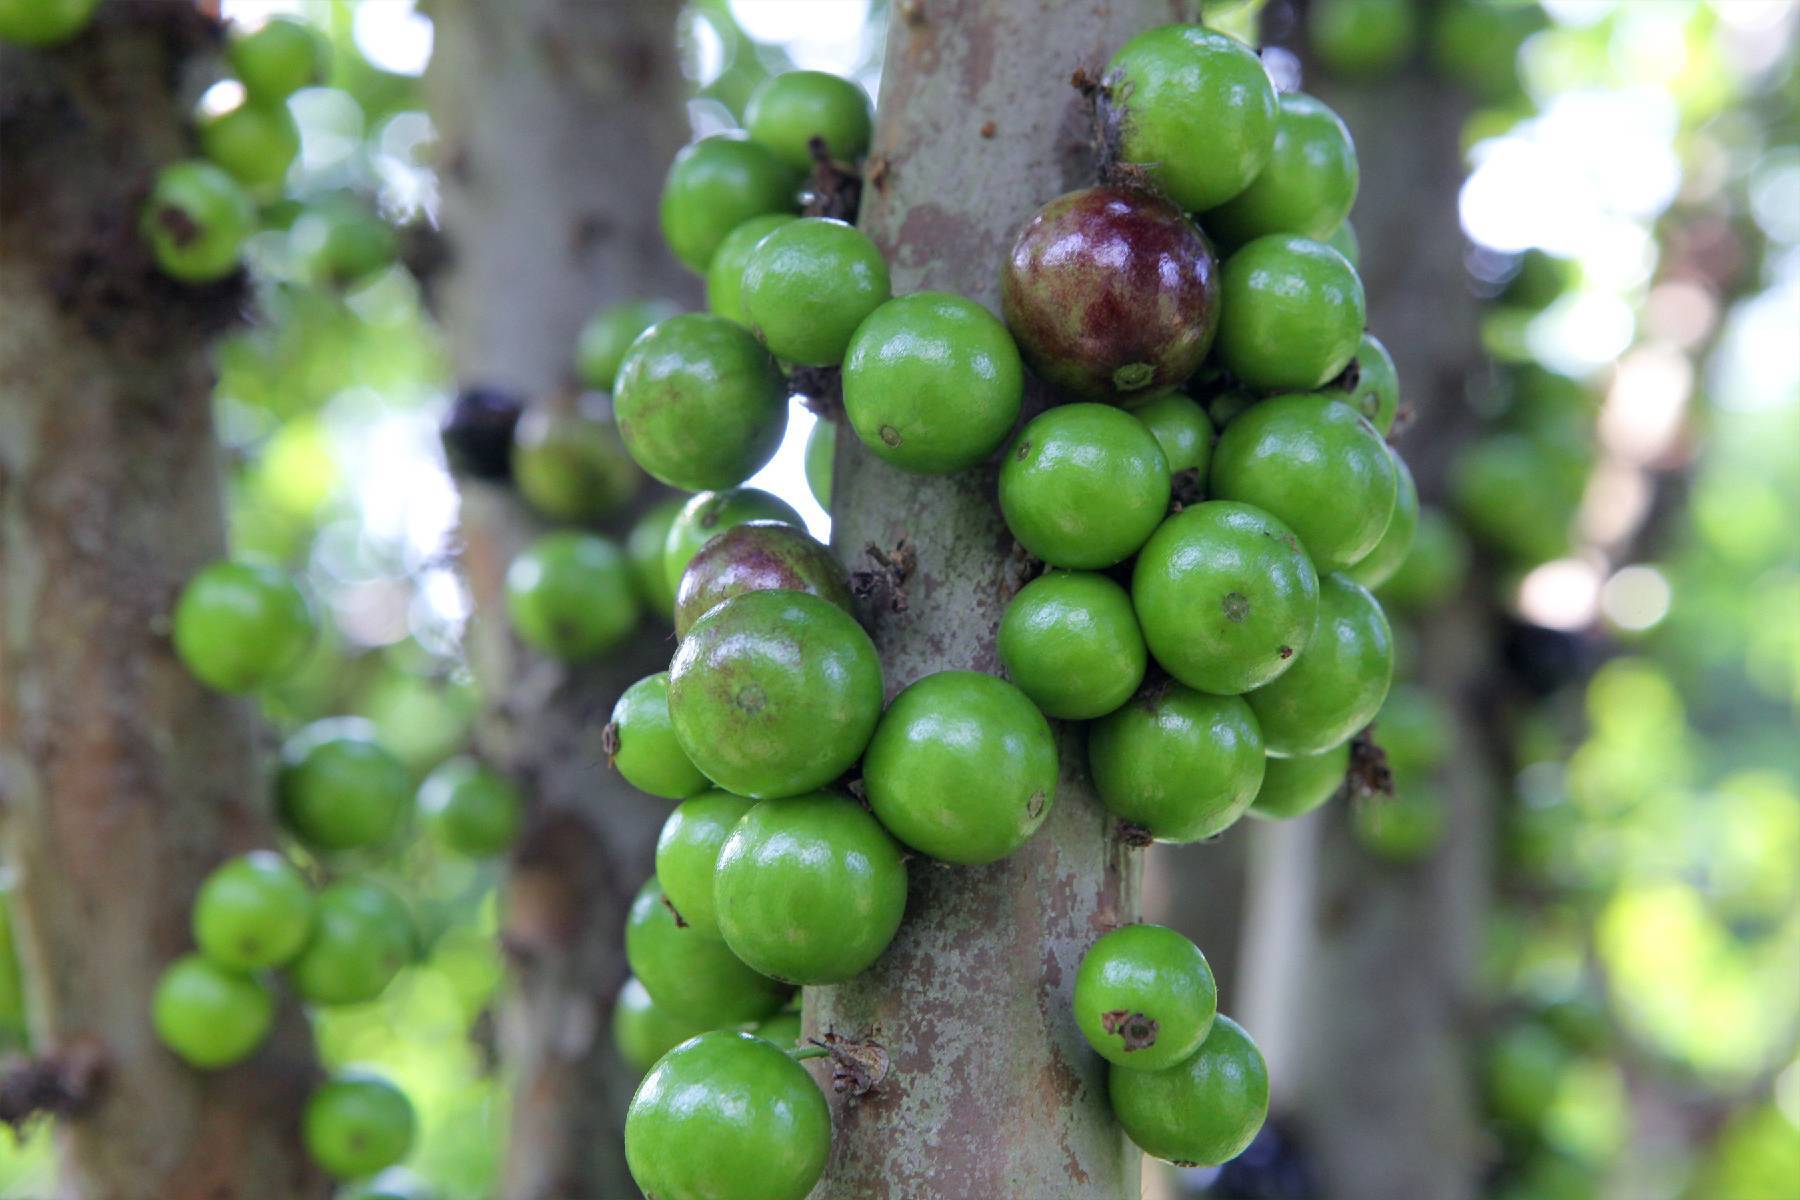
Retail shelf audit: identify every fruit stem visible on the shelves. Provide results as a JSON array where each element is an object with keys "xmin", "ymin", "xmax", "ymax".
[{"xmin": 788, "ymin": 1044, "xmax": 833, "ymax": 1062}]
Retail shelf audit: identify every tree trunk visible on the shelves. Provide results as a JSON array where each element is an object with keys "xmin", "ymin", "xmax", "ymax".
[
  {"xmin": 1237, "ymin": 48, "xmax": 1496, "ymax": 1200},
  {"xmin": 806, "ymin": 4, "xmax": 1195, "ymax": 1197},
  {"xmin": 422, "ymin": 2, "xmax": 695, "ymax": 1197},
  {"xmin": 0, "ymin": 5, "xmax": 324, "ymax": 1198}
]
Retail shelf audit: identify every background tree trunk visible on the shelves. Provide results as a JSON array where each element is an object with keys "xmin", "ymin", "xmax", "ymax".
[
  {"xmin": 0, "ymin": 5, "xmax": 325, "ymax": 1197},
  {"xmin": 1238, "ymin": 26, "xmax": 1496, "ymax": 1200},
  {"xmin": 423, "ymin": 2, "xmax": 695, "ymax": 1197},
  {"xmin": 805, "ymin": 4, "xmax": 1196, "ymax": 1197}
]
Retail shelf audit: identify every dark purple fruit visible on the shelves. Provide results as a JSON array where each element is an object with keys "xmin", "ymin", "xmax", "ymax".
[
  {"xmin": 673, "ymin": 521, "xmax": 853, "ymax": 639},
  {"xmin": 1001, "ymin": 185, "xmax": 1219, "ymax": 404},
  {"xmin": 440, "ymin": 386, "xmax": 524, "ymax": 481}
]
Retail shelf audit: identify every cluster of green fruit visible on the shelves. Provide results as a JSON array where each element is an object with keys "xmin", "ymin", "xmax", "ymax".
[
  {"xmin": 147, "ymin": 850, "xmax": 417, "ymax": 1181},
  {"xmin": 502, "ymin": 25, "xmax": 1420, "ymax": 1192},
  {"xmin": 160, "ymin": 569, "xmax": 524, "ymax": 1186},
  {"xmin": 139, "ymin": 16, "xmax": 324, "ymax": 283},
  {"xmin": 1075, "ymin": 923, "xmax": 1268, "ymax": 1167}
]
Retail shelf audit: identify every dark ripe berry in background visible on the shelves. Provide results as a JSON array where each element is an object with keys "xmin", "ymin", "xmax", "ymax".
[{"xmin": 440, "ymin": 385, "xmax": 524, "ymax": 481}]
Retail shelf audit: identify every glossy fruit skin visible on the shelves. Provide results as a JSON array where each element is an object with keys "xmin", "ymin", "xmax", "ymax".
[
  {"xmin": 613, "ymin": 976, "xmax": 709, "ymax": 1073},
  {"xmin": 1204, "ymin": 93, "xmax": 1359, "ymax": 245},
  {"xmin": 659, "ymin": 135, "xmax": 799, "ymax": 272},
  {"xmin": 1210, "ymin": 393, "xmax": 1398, "ymax": 573},
  {"xmin": 707, "ymin": 214, "xmax": 797, "ymax": 327},
  {"xmin": 743, "ymin": 218, "xmax": 890, "ymax": 366},
  {"xmin": 1347, "ymin": 331, "xmax": 1399, "ymax": 434},
  {"xmin": 289, "ymin": 880, "xmax": 414, "ymax": 1006},
  {"xmin": 669, "ymin": 591, "xmax": 883, "ymax": 800},
  {"xmin": 1246, "ymin": 573, "xmax": 1394, "ymax": 757},
  {"xmin": 1215, "ymin": 235, "xmax": 1366, "ymax": 392},
  {"xmin": 0, "ymin": 0, "xmax": 97, "ymax": 46},
  {"xmin": 626, "ymin": 498, "xmax": 685, "ymax": 622},
  {"xmin": 1326, "ymin": 219, "xmax": 1361, "ymax": 266},
  {"xmin": 199, "ymin": 100, "xmax": 301, "ymax": 190},
  {"xmin": 624, "ymin": 878, "xmax": 788, "ymax": 1026},
  {"xmin": 172, "ymin": 560, "xmax": 315, "ymax": 693},
  {"xmin": 193, "ymin": 851, "xmax": 315, "ymax": 970},
  {"xmin": 662, "ymin": 488, "xmax": 805, "ymax": 600},
  {"xmin": 504, "ymin": 531, "xmax": 639, "ymax": 660},
  {"xmin": 1131, "ymin": 502, "xmax": 1320, "ymax": 695},
  {"xmin": 998, "ymin": 571, "xmax": 1146, "ymax": 720},
  {"xmin": 304, "ymin": 1073, "xmax": 417, "ymax": 1180},
  {"xmin": 625, "ymin": 1030, "xmax": 829, "ymax": 1200},
  {"xmin": 152, "ymin": 954, "xmax": 273, "ymax": 1068},
  {"xmin": 1088, "ymin": 683, "xmax": 1265, "ymax": 842},
  {"xmin": 510, "ymin": 407, "xmax": 638, "ymax": 523},
  {"xmin": 1000, "ymin": 404, "xmax": 1171, "ymax": 569},
  {"xmin": 675, "ymin": 521, "xmax": 852, "ymax": 639},
  {"xmin": 1103, "ymin": 26, "xmax": 1277, "ymax": 212},
  {"xmin": 610, "ymin": 673, "xmax": 711, "ymax": 800},
  {"xmin": 576, "ymin": 299, "xmax": 681, "ymax": 392},
  {"xmin": 1074, "ymin": 924, "xmax": 1217, "ymax": 1071},
  {"xmin": 1001, "ymin": 187, "xmax": 1219, "ymax": 403},
  {"xmin": 715, "ymin": 792, "xmax": 906, "ymax": 984},
  {"xmin": 1109, "ymin": 1014, "xmax": 1269, "ymax": 1166},
  {"xmin": 842, "ymin": 292, "xmax": 1023, "ymax": 473},
  {"xmin": 277, "ymin": 718, "xmax": 411, "ymax": 852},
  {"xmin": 1346, "ymin": 449, "xmax": 1417, "ymax": 590},
  {"xmin": 862, "ymin": 671, "xmax": 1058, "ymax": 865},
  {"xmin": 745, "ymin": 70, "xmax": 874, "ymax": 170},
  {"xmin": 1127, "ymin": 392, "xmax": 1214, "ymax": 476},
  {"xmin": 804, "ymin": 419, "xmax": 834, "ymax": 509},
  {"xmin": 141, "ymin": 159, "xmax": 256, "ymax": 283},
  {"xmin": 1310, "ymin": 0, "xmax": 1417, "ymax": 76},
  {"xmin": 613, "ymin": 313, "xmax": 790, "ymax": 491},
  {"xmin": 416, "ymin": 757, "xmax": 521, "ymax": 857},
  {"xmin": 655, "ymin": 790, "xmax": 755, "ymax": 937},
  {"xmin": 1377, "ymin": 507, "xmax": 1469, "ymax": 612},
  {"xmin": 229, "ymin": 16, "xmax": 327, "ymax": 102},
  {"xmin": 1247, "ymin": 742, "xmax": 1350, "ymax": 820}
]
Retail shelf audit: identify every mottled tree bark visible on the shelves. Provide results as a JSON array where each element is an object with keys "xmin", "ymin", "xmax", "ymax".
[
  {"xmin": 1237, "ymin": 40, "xmax": 1496, "ymax": 1200},
  {"xmin": 806, "ymin": 4, "xmax": 1195, "ymax": 1197},
  {"xmin": 422, "ymin": 2, "xmax": 695, "ymax": 1197},
  {"xmin": 0, "ymin": 5, "xmax": 324, "ymax": 1198}
]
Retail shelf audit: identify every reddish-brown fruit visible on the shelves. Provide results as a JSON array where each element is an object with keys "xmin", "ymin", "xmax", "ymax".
[
  {"xmin": 1001, "ymin": 185, "xmax": 1219, "ymax": 404},
  {"xmin": 673, "ymin": 521, "xmax": 854, "ymax": 638}
]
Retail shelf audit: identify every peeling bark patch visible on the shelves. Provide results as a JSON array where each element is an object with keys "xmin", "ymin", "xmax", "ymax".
[{"xmin": 1099, "ymin": 1009, "xmax": 1159, "ymax": 1051}]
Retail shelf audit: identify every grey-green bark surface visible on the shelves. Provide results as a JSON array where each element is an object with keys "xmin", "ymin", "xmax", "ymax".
[
  {"xmin": 1239, "ymin": 57, "xmax": 1494, "ymax": 1200},
  {"xmin": 806, "ymin": 4, "xmax": 1196, "ymax": 1197},
  {"xmin": 422, "ymin": 2, "xmax": 695, "ymax": 1197},
  {"xmin": 0, "ymin": 5, "xmax": 324, "ymax": 1197}
]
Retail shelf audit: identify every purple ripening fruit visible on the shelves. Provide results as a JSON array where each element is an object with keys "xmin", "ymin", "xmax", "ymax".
[{"xmin": 1001, "ymin": 185, "xmax": 1219, "ymax": 404}]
